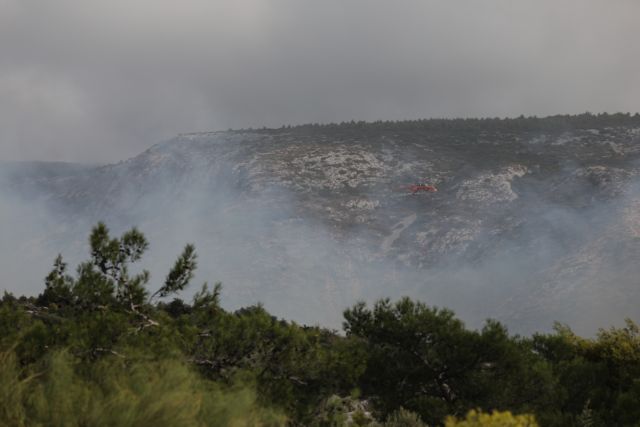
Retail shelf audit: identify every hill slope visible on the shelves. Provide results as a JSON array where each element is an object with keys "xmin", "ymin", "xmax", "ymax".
[{"xmin": 3, "ymin": 114, "xmax": 640, "ymax": 333}]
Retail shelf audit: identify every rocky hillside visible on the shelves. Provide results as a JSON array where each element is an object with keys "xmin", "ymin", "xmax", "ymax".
[{"xmin": 3, "ymin": 114, "xmax": 640, "ymax": 333}]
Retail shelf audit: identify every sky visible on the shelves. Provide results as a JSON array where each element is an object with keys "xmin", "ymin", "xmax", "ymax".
[{"xmin": 1, "ymin": 0, "xmax": 640, "ymax": 162}]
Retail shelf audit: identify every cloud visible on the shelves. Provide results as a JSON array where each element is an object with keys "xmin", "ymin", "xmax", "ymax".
[{"xmin": 1, "ymin": 0, "xmax": 640, "ymax": 162}]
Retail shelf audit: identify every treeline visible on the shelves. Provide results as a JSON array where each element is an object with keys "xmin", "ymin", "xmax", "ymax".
[
  {"xmin": 236, "ymin": 112, "xmax": 640, "ymax": 134},
  {"xmin": 1, "ymin": 224, "xmax": 639, "ymax": 426}
]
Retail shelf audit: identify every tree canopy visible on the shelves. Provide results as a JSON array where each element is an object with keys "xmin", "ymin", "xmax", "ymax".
[{"xmin": 1, "ymin": 223, "xmax": 638, "ymax": 426}]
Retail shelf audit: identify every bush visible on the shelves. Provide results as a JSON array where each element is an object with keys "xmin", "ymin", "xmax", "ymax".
[
  {"xmin": 445, "ymin": 409, "xmax": 538, "ymax": 427},
  {"xmin": 0, "ymin": 349, "xmax": 286, "ymax": 427}
]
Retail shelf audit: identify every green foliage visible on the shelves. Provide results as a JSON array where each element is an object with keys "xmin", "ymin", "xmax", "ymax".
[
  {"xmin": 311, "ymin": 395, "xmax": 376, "ymax": 426},
  {"xmin": 2, "ymin": 223, "xmax": 640, "ymax": 425},
  {"xmin": 41, "ymin": 255, "xmax": 74, "ymax": 305},
  {"xmin": 242, "ymin": 112, "xmax": 640, "ymax": 135},
  {"xmin": 0, "ymin": 349, "xmax": 285, "ymax": 426},
  {"xmin": 532, "ymin": 319, "xmax": 640, "ymax": 426},
  {"xmin": 576, "ymin": 400, "xmax": 594, "ymax": 427},
  {"xmin": 153, "ymin": 243, "xmax": 198, "ymax": 300},
  {"xmin": 444, "ymin": 410, "xmax": 538, "ymax": 427},
  {"xmin": 183, "ymin": 302, "xmax": 365, "ymax": 423},
  {"xmin": 36, "ymin": 222, "xmax": 202, "ymax": 336},
  {"xmin": 383, "ymin": 408, "xmax": 428, "ymax": 427},
  {"xmin": 88, "ymin": 222, "xmax": 149, "ymax": 304},
  {"xmin": 343, "ymin": 298, "xmax": 553, "ymax": 424}
]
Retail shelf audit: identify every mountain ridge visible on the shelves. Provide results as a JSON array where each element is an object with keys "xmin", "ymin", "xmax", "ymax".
[{"xmin": 3, "ymin": 114, "xmax": 640, "ymax": 334}]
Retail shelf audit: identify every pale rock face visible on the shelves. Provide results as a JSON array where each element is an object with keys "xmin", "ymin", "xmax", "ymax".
[
  {"xmin": 270, "ymin": 146, "xmax": 387, "ymax": 190},
  {"xmin": 344, "ymin": 198, "xmax": 380, "ymax": 211},
  {"xmin": 551, "ymin": 133, "xmax": 582, "ymax": 146},
  {"xmin": 456, "ymin": 165, "xmax": 528, "ymax": 204}
]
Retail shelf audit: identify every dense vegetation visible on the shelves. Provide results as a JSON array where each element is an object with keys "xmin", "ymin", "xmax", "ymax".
[
  {"xmin": 238, "ymin": 112, "xmax": 640, "ymax": 134},
  {"xmin": 1, "ymin": 223, "xmax": 639, "ymax": 426}
]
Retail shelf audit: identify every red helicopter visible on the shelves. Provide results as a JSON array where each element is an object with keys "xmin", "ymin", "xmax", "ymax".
[{"xmin": 405, "ymin": 183, "xmax": 438, "ymax": 194}]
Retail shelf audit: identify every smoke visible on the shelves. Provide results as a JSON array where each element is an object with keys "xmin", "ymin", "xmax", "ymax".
[
  {"xmin": 416, "ymin": 162, "xmax": 640, "ymax": 336},
  {"xmin": 2, "ymin": 128, "xmax": 640, "ymax": 336},
  {"xmin": 0, "ymin": 167, "xmax": 79, "ymax": 296}
]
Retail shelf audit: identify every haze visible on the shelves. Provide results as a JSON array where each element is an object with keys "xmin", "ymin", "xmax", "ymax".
[{"xmin": 2, "ymin": 0, "xmax": 640, "ymax": 162}]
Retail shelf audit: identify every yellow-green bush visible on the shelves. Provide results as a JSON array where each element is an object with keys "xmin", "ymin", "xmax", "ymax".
[
  {"xmin": 383, "ymin": 407, "xmax": 427, "ymax": 426},
  {"xmin": 445, "ymin": 409, "xmax": 538, "ymax": 427},
  {"xmin": 0, "ymin": 349, "xmax": 286, "ymax": 427}
]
